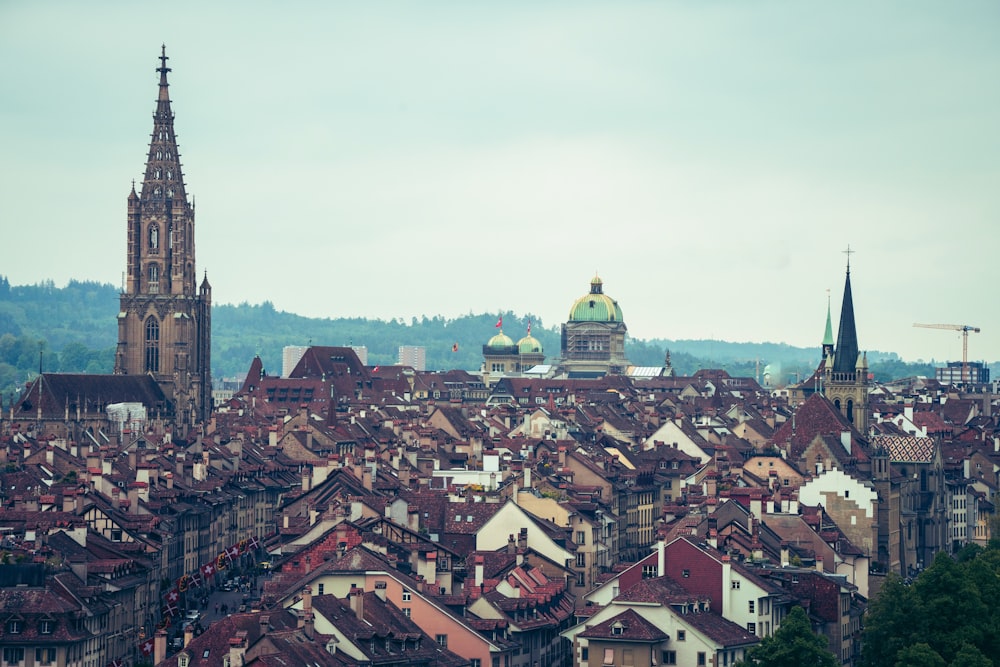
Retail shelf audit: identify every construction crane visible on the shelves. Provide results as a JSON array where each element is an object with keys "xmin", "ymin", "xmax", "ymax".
[{"xmin": 912, "ymin": 323, "xmax": 981, "ymax": 383}]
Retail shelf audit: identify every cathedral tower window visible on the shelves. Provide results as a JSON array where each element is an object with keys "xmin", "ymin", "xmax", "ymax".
[
  {"xmin": 148, "ymin": 264, "xmax": 159, "ymax": 293},
  {"xmin": 145, "ymin": 316, "xmax": 160, "ymax": 372}
]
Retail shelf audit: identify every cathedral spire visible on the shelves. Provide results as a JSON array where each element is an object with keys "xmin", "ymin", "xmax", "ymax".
[
  {"xmin": 119, "ymin": 48, "xmax": 211, "ymax": 424},
  {"xmin": 832, "ymin": 247, "xmax": 859, "ymax": 374},
  {"xmin": 141, "ymin": 45, "xmax": 187, "ymax": 204}
]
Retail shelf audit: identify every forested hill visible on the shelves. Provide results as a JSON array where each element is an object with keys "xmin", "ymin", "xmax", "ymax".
[{"xmin": 0, "ymin": 277, "xmax": 937, "ymax": 396}]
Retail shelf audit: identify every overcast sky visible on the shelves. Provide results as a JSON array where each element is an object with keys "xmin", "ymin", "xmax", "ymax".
[{"xmin": 2, "ymin": 2, "xmax": 998, "ymax": 365}]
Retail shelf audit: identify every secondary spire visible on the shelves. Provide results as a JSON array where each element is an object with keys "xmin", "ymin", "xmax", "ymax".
[{"xmin": 822, "ymin": 289, "xmax": 834, "ymax": 359}]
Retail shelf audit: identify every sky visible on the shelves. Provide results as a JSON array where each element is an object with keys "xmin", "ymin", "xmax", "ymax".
[{"xmin": 1, "ymin": 1, "xmax": 998, "ymax": 365}]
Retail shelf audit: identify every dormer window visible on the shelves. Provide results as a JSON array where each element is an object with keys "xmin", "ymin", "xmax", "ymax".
[
  {"xmin": 178, "ymin": 653, "xmax": 189, "ymax": 667},
  {"xmin": 39, "ymin": 619, "xmax": 54, "ymax": 634},
  {"xmin": 611, "ymin": 622, "xmax": 624, "ymax": 635},
  {"xmin": 7, "ymin": 619, "xmax": 22, "ymax": 634}
]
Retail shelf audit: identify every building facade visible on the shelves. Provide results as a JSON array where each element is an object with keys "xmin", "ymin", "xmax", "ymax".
[
  {"xmin": 558, "ymin": 275, "xmax": 630, "ymax": 377},
  {"xmin": 398, "ymin": 346, "xmax": 427, "ymax": 371},
  {"xmin": 114, "ymin": 47, "xmax": 212, "ymax": 425}
]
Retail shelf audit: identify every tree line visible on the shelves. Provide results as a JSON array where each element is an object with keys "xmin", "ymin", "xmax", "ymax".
[{"xmin": 0, "ymin": 276, "xmax": 942, "ymax": 396}]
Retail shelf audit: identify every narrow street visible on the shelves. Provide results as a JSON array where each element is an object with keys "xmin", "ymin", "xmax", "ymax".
[{"xmin": 168, "ymin": 567, "xmax": 267, "ymax": 652}]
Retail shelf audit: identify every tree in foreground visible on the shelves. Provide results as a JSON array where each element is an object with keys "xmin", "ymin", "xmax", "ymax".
[
  {"xmin": 894, "ymin": 643, "xmax": 946, "ymax": 667},
  {"xmin": 861, "ymin": 546, "xmax": 1000, "ymax": 666},
  {"xmin": 734, "ymin": 605, "xmax": 838, "ymax": 667}
]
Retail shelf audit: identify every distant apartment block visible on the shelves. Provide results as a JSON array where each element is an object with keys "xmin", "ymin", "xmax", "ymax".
[
  {"xmin": 936, "ymin": 361, "xmax": 990, "ymax": 385},
  {"xmin": 351, "ymin": 345, "xmax": 369, "ymax": 365},
  {"xmin": 398, "ymin": 345, "xmax": 426, "ymax": 371},
  {"xmin": 213, "ymin": 377, "xmax": 241, "ymax": 407},
  {"xmin": 282, "ymin": 346, "xmax": 308, "ymax": 377}
]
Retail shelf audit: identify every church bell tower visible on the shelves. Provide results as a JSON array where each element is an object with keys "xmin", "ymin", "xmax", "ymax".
[
  {"xmin": 115, "ymin": 47, "xmax": 212, "ymax": 425},
  {"xmin": 823, "ymin": 250, "xmax": 868, "ymax": 432}
]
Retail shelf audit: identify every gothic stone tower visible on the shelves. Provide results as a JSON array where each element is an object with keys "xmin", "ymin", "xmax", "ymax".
[
  {"xmin": 823, "ymin": 256, "xmax": 868, "ymax": 432},
  {"xmin": 115, "ymin": 47, "xmax": 212, "ymax": 425}
]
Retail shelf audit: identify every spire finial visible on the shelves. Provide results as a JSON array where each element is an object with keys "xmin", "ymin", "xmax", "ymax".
[
  {"xmin": 157, "ymin": 45, "xmax": 171, "ymax": 97},
  {"xmin": 843, "ymin": 245, "xmax": 854, "ymax": 273}
]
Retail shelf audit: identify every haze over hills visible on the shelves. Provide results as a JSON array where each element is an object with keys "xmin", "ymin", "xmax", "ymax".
[{"xmin": 0, "ymin": 277, "xmax": 959, "ymax": 396}]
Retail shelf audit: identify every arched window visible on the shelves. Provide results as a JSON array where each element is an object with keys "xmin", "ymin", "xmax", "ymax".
[
  {"xmin": 145, "ymin": 317, "xmax": 160, "ymax": 373},
  {"xmin": 846, "ymin": 399, "xmax": 854, "ymax": 423},
  {"xmin": 148, "ymin": 264, "xmax": 159, "ymax": 294}
]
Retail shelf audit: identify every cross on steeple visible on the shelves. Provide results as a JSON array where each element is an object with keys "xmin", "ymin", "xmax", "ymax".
[{"xmin": 843, "ymin": 245, "xmax": 855, "ymax": 273}]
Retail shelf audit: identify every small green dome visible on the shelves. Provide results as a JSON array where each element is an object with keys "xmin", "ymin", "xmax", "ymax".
[
  {"xmin": 569, "ymin": 275, "xmax": 623, "ymax": 323},
  {"xmin": 517, "ymin": 334, "xmax": 543, "ymax": 354},
  {"xmin": 487, "ymin": 330, "xmax": 515, "ymax": 349}
]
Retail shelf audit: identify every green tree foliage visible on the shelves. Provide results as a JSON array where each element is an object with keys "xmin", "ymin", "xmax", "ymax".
[
  {"xmin": 950, "ymin": 644, "xmax": 993, "ymax": 667},
  {"xmin": 734, "ymin": 606, "xmax": 838, "ymax": 667},
  {"xmin": 862, "ymin": 546, "xmax": 1000, "ymax": 666},
  {"xmin": 894, "ymin": 643, "xmax": 947, "ymax": 667}
]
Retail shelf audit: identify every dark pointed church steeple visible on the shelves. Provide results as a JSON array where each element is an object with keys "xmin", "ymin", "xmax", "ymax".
[
  {"xmin": 823, "ymin": 247, "xmax": 868, "ymax": 433},
  {"xmin": 833, "ymin": 249, "xmax": 859, "ymax": 374}
]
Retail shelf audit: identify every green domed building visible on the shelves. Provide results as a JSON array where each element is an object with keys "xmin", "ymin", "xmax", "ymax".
[
  {"xmin": 487, "ymin": 330, "xmax": 515, "ymax": 350},
  {"xmin": 482, "ymin": 325, "xmax": 546, "ymax": 377},
  {"xmin": 558, "ymin": 275, "xmax": 630, "ymax": 377},
  {"xmin": 516, "ymin": 331, "xmax": 545, "ymax": 370}
]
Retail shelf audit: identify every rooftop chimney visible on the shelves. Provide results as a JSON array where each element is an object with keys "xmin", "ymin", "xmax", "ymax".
[
  {"xmin": 154, "ymin": 629, "xmax": 167, "ymax": 666},
  {"xmin": 349, "ymin": 585, "xmax": 364, "ymax": 621},
  {"xmin": 228, "ymin": 631, "xmax": 249, "ymax": 667}
]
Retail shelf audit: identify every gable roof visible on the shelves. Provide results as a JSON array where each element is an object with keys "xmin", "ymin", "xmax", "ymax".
[
  {"xmin": 578, "ymin": 607, "xmax": 668, "ymax": 642},
  {"xmin": 771, "ymin": 393, "xmax": 865, "ymax": 462}
]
